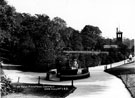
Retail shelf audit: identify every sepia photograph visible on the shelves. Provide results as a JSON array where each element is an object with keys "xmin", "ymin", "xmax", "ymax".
[{"xmin": 0, "ymin": 0, "xmax": 135, "ymax": 98}]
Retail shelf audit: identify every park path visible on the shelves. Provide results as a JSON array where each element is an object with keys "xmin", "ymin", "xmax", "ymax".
[
  {"xmin": 67, "ymin": 63, "xmax": 134, "ymax": 98},
  {"xmin": 2, "ymin": 59, "xmax": 134, "ymax": 98}
]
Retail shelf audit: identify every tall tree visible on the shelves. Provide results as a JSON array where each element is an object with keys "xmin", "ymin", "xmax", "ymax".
[
  {"xmin": 0, "ymin": 0, "xmax": 18, "ymax": 63},
  {"xmin": 60, "ymin": 27, "xmax": 74, "ymax": 48},
  {"xmin": 0, "ymin": 0, "xmax": 16, "ymax": 41},
  {"xmin": 81, "ymin": 25, "xmax": 102, "ymax": 50},
  {"xmin": 70, "ymin": 30, "xmax": 83, "ymax": 50}
]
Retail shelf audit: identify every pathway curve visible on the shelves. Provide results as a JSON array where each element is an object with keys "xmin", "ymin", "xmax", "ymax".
[
  {"xmin": 67, "ymin": 66, "xmax": 132, "ymax": 98},
  {"xmin": 3, "ymin": 59, "xmax": 134, "ymax": 98}
]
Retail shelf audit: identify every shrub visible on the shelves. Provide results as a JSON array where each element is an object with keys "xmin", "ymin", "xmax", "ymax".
[{"xmin": 1, "ymin": 76, "xmax": 14, "ymax": 96}]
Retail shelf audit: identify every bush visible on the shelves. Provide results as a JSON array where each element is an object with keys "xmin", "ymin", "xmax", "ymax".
[{"xmin": 1, "ymin": 76, "xmax": 15, "ymax": 96}]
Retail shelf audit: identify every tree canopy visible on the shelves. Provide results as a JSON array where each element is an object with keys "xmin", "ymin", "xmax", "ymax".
[{"xmin": 0, "ymin": 0, "xmax": 132, "ymax": 70}]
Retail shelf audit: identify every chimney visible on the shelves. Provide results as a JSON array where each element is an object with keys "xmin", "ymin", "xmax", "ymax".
[{"xmin": 116, "ymin": 27, "xmax": 118, "ymax": 33}]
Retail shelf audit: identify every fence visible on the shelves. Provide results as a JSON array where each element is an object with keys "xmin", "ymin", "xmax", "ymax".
[
  {"xmin": 104, "ymin": 57, "xmax": 135, "ymax": 70},
  {"xmin": 16, "ymin": 76, "xmax": 74, "ymax": 86}
]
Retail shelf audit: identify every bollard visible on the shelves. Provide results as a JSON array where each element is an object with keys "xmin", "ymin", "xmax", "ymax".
[
  {"xmin": 104, "ymin": 65, "xmax": 107, "ymax": 70},
  {"xmin": 110, "ymin": 64, "xmax": 112, "ymax": 68},
  {"xmin": 38, "ymin": 76, "xmax": 40, "ymax": 84},
  {"xmin": 126, "ymin": 74, "xmax": 128, "ymax": 85},
  {"xmin": 17, "ymin": 77, "xmax": 20, "ymax": 83},
  {"xmin": 71, "ymin": 79, "xmax": 74, "ymax": 87},
  {"xmin": 16, "ymin": 77, "xmax": 20, "ymax": 92},
  {"xmin": 46, "ymin": 72, "xmax": 50, "ymax": 80}
]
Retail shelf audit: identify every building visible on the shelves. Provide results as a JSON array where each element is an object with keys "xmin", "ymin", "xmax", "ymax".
[{"xmin": 116, "ymin": 27, "xmax": 123, "ymax": 44}]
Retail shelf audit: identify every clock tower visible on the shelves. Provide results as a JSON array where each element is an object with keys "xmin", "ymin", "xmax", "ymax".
[{"xmin": 116, "ymin": 27, "xmax": 123, "ymax": 44}]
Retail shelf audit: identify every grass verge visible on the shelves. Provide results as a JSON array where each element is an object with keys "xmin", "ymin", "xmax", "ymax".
[{"xmin": 1, "ymin": 83, "xmax": 76, "ymax": 98}]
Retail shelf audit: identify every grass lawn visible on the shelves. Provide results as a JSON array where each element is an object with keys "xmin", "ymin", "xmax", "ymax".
[
  {"xmin": 105, "ymin": 62, "xmax": 135, "ymax": 98},
  {"xmin": 2, "ymin": 83, "xmax": 76, "ymax": 98}
]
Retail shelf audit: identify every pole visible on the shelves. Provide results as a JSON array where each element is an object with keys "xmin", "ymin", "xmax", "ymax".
[
  {"xmin": 17, "ymin": 77, "xmax": 20, "ymax": 83},
  {"xmin": 38, "ymin": 76, "xmax": 40, "ymax": 84},
  {"xmin": 126, "ymin": 74, "xmax": 128, "ymax": 85},
  {"xmin": 71, "ymin": 79, "xmax": 74, "ymax": 87},
  {"xmin": 110, "ymin": 63, "xmax": 112, "ymax": 68},
  {"xmin": 124, "ymin": 55, "xmax": 126, "ymax": 64},
  {"xmin": 17, "ymin": 77, "xmax": 20, "ymax": 92},
  {"xmin": 104, "ymin": 65, "xmax": 107, "ymax": 70}
]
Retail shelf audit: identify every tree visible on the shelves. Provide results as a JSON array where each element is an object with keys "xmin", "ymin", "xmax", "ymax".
[
  {"xmin": 0, "ymin": 29, "xmax": 10, "ymax": 44},
  {"xmin": 60, "ymin": 27, "xmax": 74, "ymax": 48},
  {"xmin": 48, "ymin": 17, "xmax": 67, "ymax": 54},
  {"xmin": 80, "ymin": 25, "xmax": 103, "ymax": 66},
  {"xmin": 0, "ymin": 0, "xmax": 18, "ymax": 63},
  {"xmin": 0, "ymin": 0, "xmax": 16, "ymax": 41},
  {"xmin": 81, "ymin": 25, "xmax": 102, "ymax": 50},
  {"xmin": 70, "ymin": 30, "xmax": 83, "ymax": 50},
  {"xmin": 52, "ymin": 17, "xmax": 66, "ymax": 29},
  {"xmin": 94, "ymin": 37, "xmax": 105, "ymax": 51},
  {"xmin": 36, "ymin": 35, "xmax": 55, "ymax": 68},
  {"xmin": 119, "ymin": 43, "xmax": 130, "ymax": 58},
  {"xmin": 123, "ymin": 38, "xmax": 134, "ymax": 49}
]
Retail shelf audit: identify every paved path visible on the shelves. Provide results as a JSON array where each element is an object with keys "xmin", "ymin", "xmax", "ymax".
[
  {"xmin": 2, "ymin": 59, "xmax": 134, "ymax": 98},
  {"xmin": 67, "ymin": 65, "xmax": 133, "ymax": 98}
]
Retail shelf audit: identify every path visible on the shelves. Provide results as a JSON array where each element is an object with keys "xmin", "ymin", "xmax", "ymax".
[
  {"xmin": 2, "ymin": 59, "xmax": 134, "ymax": 98},
  {"xmin": 67, "ymin": 65, "xmax": 133, "ymax": 98}
]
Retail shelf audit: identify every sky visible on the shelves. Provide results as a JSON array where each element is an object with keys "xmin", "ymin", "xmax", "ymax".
[{"xmin": 7, "ymin": 0, "xmax": 135, "ymax": 39}]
